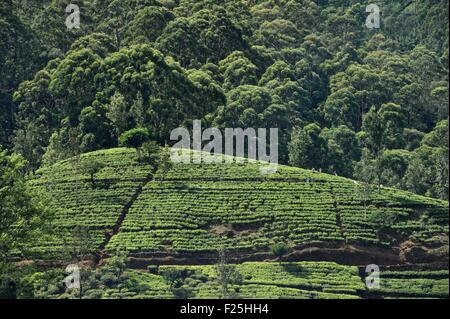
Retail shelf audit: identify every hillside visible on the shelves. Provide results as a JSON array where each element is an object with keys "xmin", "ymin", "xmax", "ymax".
[
  {"xmin": 1, "ymin": 0, "xmax": 449, "ymax": 302},
  {"xmin": 23, "ymin": 147, "xmax": 449, "ymax": 299},
  {"xmin": 30, "ymin": 261, "xmax": 449, "ymax": 299},
  {"xmin": 28, "ymin": 148, "xmax": 448, "ymax": 260}
]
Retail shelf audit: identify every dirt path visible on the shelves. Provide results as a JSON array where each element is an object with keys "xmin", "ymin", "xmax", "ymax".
[{"xmin": 96, "ymin": 169, "xmax": 156, "ymax": 264}]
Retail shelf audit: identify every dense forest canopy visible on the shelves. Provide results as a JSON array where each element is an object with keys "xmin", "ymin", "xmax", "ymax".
[{"xmin": 0, "ymin": 0, "xmax": 449, "ymax": 200}]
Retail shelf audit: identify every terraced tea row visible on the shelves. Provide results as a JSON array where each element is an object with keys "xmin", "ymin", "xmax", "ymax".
[
  {"xmin": 26, "ymin": 148, "xmax": 153, "ymax": 258},
  {"xmin": 127, "ymin": 262, "xmax": 364, "ymax": 299},
  {"xmin": 332, "ymin": 183, "xmax": 449, "ymax": 245},
  {"xmin": 107, "ymin": 158, "xmax": 448, "ymax": 255},
  {"xmin": 369, "ymin": 269, "xmax": 449, "ymax": 299},
  {"xmin": 107, "ymin": 180, "xmax": 342, "ymax": 253},
  {"xmin": 33, "ymin": 148, "xmax": 151, "ymax": 183},
  {"xmin": 101, "ymin": 262, "xmax": 449, "ymax": 299},
  {"xmin": 26, "ymin": 148, "xmax": 448, "ymax": 262},
  {"xmin": 156, "ymin": 150, "xmax": 347, "ymax": 182}
]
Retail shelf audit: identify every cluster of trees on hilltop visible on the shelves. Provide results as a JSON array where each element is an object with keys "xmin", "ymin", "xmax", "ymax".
[{"xmin": 1, "ymin": 0, "xmax": 448, "ymax": 200}]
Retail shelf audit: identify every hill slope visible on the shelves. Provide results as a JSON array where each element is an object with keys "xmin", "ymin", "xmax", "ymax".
[
  {"xmin": 24, "ymin": 148, "xmax": 449, "ymax": 299},
  {"xmin": 28, "ymin": 148, "xmax": 448, "ymax": 264}
]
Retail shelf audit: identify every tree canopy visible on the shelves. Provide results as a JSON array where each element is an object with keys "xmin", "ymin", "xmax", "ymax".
[{"xmin": 1, "ymin": 0, "xmax": 448, "ymax": 200}]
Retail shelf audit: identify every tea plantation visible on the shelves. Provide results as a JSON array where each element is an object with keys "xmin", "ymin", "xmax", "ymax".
[
  {"xmin": 105, "ymin": 150, "xmax": 448, "ymax": 257},
  {"xmin": 25, "ymin": 262, "xmax": 448, "ymax": 299},
  {"xmin": 25, "ymin": 148, "xmax": 449, "ymax": 299},
  {"xmin": 26, "ymin": 148, "xmax": 154, "ymax": 258}
]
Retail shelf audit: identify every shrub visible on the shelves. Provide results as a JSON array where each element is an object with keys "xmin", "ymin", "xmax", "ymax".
[
  {"xmin": 270, "ymin": 243, "xmax": 291, "ymax": 260},
  {"xmin": 80, "ymin": 159, "xmax": 105, "ymax": 188},
  {"xmin": 119, "ymin": 128, "xmax": 151, "ymax": 160},
  {"xmin": 147, "ymin": 265, "xmax": 159, "ymax": 275}
]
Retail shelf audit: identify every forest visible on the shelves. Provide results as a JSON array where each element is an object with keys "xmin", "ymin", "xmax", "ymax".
[
  {"xmin": 0, "ymin": 0, "xmax": 449, "ymax": 300},
  {"xmin": 1, "ymin": 0, "xmax": 448, "ymax": 199}
]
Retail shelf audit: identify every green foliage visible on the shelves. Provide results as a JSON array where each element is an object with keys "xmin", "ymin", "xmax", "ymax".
[
  {"xmin": 25, "ymin": 148, "xmax": 154, "ymax": 259},
  {"xmin": 370, "ymin": 269, "xmax": 449, "ymax": 298},
  {"xmin": 161, "ymin": 268, "xmax": 197, "ymax": 299},
  {"xmin": 321, "ymin": 125, "xmax": 360, "ymax": 177},
  {"xmin": 119, "ymin": 128, "xmax": 151, "ymax": 160},
  {"xmin": 155, "ymin": 146, "xmax": 173, "ymax": 183},
  {"xmin": 2, "ymin": 0, "xmax": 447, "ymax": 200},
  {"xmin": 215, "ymin": 248, "xmax": 243, "ymax": 299},
  {"xmin": 1, "ymin": 0, "xmax": 449, "ymax": 301},
  {"xmin": 106, "ymin": 92, "xmax": 130, "ymax": 140},
  {"xmin": 270, "ymin": 242, "xmax": 291, "ymax": 260},
  {"xmin": 125, "ymin": 6, "xmax": 174, "ymax": 45},
  {"xmin": 0, "ymin": 149, "xmax": 50, "ymax": 260},
  {"xmin": 21, "ymin": 147, "xmax": 448, "ymax": 261},
  {"xmin": 219, "ymin": 51, "xmax": 258, "ymax": 91},
  {"xmin": 119, "ymin": 128, "xmax": 150, "ymax": 150},
  {"xmin": 16, "ymin": 253, "xmax": 130, "ymax": 299},
  {"xmin": 289, "ymin": 123, "xmax": 328, "ymax": 170}
]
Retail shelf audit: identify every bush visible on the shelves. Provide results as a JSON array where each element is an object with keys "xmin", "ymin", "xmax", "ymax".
[
  {"xmin": 119, "ymin": 128, "xmax": 151, "ymax": 160},
  {"xmin": 100, "ymin": 273, "xmax": 119, "ymax": 288},
  {"xmin": 161, "ymin": 269, "xmax": 193, "ymax": 288},
  {"xmin": 80, "ymin": 159, "xmax": 105, "ymax": 188},
  {"xmin": 172, "ymin": 286, "xmax": 194, "ymax": 299},
  {"xmin": 0, "ymin": 277, "xmax": 16, "ymax": 299},
  {"xmin": 147, "ymin": 265, "xmax": 159, "ymax": 275},
  {"xmin": 270, "ymin": 243, "xmax": 291, "ymax": 260}
]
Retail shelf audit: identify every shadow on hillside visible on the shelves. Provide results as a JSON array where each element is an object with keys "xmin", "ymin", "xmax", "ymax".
[{"xmin": 281, "ymin": 263, "xmax": 314, "ymax": 278}]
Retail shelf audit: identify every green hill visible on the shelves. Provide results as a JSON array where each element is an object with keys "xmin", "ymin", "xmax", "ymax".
[
  {"xmin": 25, "ymin": 148, "xmax": 449, "ymax": 299},
  {"xmin": 28, "ymin": 148, "xmax": 448, "ymax": 260}
]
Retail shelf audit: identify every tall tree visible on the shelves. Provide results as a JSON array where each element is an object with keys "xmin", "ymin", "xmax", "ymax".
[
  {"xmin": 0, "ymin": 149, "xmax": 50, "ymax": 261},
  {"xmin": 289, "ymin": 123, "xmax": 328, "ymax": 170}
]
